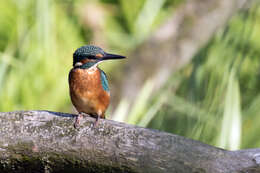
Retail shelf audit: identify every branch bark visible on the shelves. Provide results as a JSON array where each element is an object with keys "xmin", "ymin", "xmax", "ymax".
[
  {"xmin": 118, "ymin": 0, "xmax": 256, "ymax": 103},
  {"xmin": 0, "ymin": 111, "xmax": 260, "ymax": 173}
]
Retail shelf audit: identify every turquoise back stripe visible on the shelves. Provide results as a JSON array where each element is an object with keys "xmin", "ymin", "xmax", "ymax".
[{"xmin": 100, "ymin": 70, "xmax": 109, "ymax": 91}]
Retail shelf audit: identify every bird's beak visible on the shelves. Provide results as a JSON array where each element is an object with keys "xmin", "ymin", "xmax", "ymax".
[{"xmin": 101, "ymin": 53, "xmax": 126, "ymax": 61}]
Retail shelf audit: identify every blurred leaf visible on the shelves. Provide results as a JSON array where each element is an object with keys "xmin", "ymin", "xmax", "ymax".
[
  {"xmin": 112, "ymin": 98, "xmax": 129, "ymax": 122},
  {"xmin": 138, "ymin": 92, "xmax": 167, "ymax": 127},
  {"xmin": 127, "ymin": 79, "xmax": 154, "ymax": 124},
  {"xmin": 217, "ymin": 70, "xmax": 242, "ymax": 150},
  {"xmin": 119, "ymin": 0, "xmax": 145, "ymax": 33},
  {"xmin": 134, "ymin": 0, "xmax": 166, "ymax": 41}
]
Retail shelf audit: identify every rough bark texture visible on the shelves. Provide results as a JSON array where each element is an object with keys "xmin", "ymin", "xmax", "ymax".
[
  {"xmin": 117, "ymin": 0, "xmax": 257, "ymax": 104},
  {"xmin": 0, "ymin": 111, "xmax": 260, "ymax": 173}
]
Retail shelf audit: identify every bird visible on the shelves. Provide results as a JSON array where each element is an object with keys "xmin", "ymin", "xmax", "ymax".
[{"xmin": 69, "ymin": 45, "xmax": 126, "ymax": 128}]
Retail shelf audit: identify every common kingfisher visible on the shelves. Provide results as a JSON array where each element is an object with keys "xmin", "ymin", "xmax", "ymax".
[{"xmin": 69, "ymin": 45, "xmax": 126, "ymax": 128}]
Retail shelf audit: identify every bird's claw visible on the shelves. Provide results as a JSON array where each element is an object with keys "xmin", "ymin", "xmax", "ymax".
[
  {"xmin": 74, "ymin": 113, "xmax": 83, "ymax": 129},
  {"xmin": 93, "ymin": 115, "xmax": 100, "ymax": 128}
]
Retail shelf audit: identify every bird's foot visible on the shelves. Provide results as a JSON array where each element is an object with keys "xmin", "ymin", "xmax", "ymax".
[
  {"xmin": 93, "ymin": 115, "xmax": 100, "ymax": 128},
  {"xmin": 74, "ymin": 113, "xmax": 83, "ymax": 129}
]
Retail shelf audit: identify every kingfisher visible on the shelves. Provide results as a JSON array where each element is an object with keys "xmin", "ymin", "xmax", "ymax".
[{"xmin": 69, "ymin": 45, "xmax": 126, "ymax": 128}]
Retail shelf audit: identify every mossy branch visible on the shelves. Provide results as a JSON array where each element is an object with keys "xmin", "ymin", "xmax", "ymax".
[{"xmin": 0, "ymin": 111, "xmax": 260, "ymax": 173}]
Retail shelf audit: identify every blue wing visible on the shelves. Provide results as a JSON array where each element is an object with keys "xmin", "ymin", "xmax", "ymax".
[{"xmin": 100, "ymin": 70, "xmax": 109, "ymax": 91}]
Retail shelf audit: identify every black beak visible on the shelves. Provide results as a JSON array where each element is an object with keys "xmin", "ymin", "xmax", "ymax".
[{"xmin": 101, "ymin": 53, "xmax": 126, "ymax": 61}]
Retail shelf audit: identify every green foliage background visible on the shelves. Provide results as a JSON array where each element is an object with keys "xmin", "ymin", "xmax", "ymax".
[{"xmin": 0, "ymin": 0, "xmax": 259, "ymax": 150}]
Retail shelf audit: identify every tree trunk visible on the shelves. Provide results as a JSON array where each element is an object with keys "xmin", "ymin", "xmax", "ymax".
[
  {"xmin": 116, "ymin": 0, "xmax": 257, "ymax": 104},
  {"xmin": 0, "ymin": 111, "xmax": 259, "ymax": 173}
]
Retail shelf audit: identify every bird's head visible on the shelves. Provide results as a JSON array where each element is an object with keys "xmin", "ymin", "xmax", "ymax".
[{"xmin": 73, "ymin": 45, "xmax": 125, "ymax": 68}]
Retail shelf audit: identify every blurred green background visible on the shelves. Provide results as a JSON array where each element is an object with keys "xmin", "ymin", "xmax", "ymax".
[{"xmin": 0, "ymin": 0, "xmax": 260, "ymax": 150}]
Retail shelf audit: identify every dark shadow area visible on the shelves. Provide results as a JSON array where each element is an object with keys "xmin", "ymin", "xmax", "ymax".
[{"xmin": 38, "ymin": 110, "xmax": 77, "ymax": 118}]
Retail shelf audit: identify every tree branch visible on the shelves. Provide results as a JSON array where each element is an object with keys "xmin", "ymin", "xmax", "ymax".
[{"xmin": 0, "ymin": 111, "xmax": 260, "ymax": 172}]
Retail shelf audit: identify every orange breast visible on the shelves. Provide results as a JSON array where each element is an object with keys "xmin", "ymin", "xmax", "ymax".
[{"xmin": 68, "ymin": 67, "xmax": 110, "ymax": 118}]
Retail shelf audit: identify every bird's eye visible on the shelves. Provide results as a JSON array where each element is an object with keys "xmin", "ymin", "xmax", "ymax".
[{"xmin": 95, "ymin": 53, "xmax": 103, "ymax": 58}]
